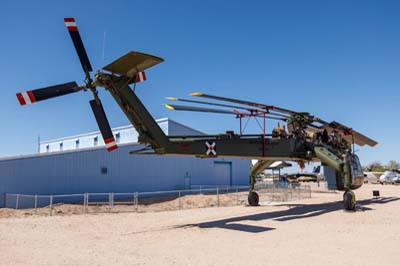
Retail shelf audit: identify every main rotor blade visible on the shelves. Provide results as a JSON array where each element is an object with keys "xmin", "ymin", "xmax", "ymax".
[
  {"xmin": 16, "ymin": 82, "xmax": 80, "ymax": 105},
  {"xmin": 64, "ymin": 18, "xmax": 93, "ymax": 73},
  {"xmin": 164, "ymin": 103, "xmax": 287, "ymax": 122},
  {"xmin": 328, "ymin": 121, "xmax": 378, "ymax": 147},
  {"xmin": 167, "ymin": 97, "xmax": 291, "ymax": 120},
  {"xmin": 190, "ymin": 92, "xmax": 298, "ymax": 116},
  {"xmin": 89, "ymin": 99, "xmax": 118, "ymax": 152},
  {"xmin": 166, "ymin": 97, "xmax": 264, "ymax": 113},
  {"xmin": 163, "ymin": 104, "xmax": 239, "ymax": 115}
]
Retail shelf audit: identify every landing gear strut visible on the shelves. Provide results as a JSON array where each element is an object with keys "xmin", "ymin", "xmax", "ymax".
[{"xmin": 343, "ymin": 189, "xmax": 356, "ymax": 211}]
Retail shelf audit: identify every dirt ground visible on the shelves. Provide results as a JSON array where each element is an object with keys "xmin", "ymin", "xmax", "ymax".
[
  {"xmin": 0, "ymin": 183, "xmax": 399, "ymax": 266},
  {"xmin": 0, "ymin": 188, "xmax": 309, "ymax": 217},
  {"xmin": 0, "ymin": 193, "xmax": 249, "ymax": 218}
]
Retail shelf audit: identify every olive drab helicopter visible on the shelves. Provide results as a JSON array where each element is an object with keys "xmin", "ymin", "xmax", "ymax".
[{"xmin": 16, "ymin": 18, "xmax": 378, "ymax": 211}]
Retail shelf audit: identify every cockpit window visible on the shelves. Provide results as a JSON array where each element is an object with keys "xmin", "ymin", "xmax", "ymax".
[{"xmin": 349, "ymin": 154, "xmax": 363, "ymax": 178}]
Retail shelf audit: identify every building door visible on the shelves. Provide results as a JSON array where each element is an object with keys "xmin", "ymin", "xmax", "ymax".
[{"xmin": 213, "ymin": 162, "xmax": 232, "ymax": 186}]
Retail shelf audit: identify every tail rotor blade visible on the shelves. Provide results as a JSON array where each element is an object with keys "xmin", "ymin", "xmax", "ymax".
[
  {"xmin": 64, "ymin": 18, "xmax": 93, "ymax": 73},
  {"xmin": 135, "ymin": 71, "xmax": 146, "ymax": 83},
  {"xmin": 16, "ymin": 82, "xmax": 79, "ymax": 105},
  {"xmin": 89, "ymin": 99, "xmax": 118, "ymax": 152}
]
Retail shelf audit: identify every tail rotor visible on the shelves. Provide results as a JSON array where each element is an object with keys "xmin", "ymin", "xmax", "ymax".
[{"xmin": 16, "ymin": 18, "xmax": 118, "ymax": 152}]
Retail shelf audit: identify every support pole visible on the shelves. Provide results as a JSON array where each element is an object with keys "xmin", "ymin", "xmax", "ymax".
[
  {"xmin": 236, "ymin": 187, "xmax": 239, "ymax": 205},
  {"xmin": 178, "ymin": 191, "xmax": 181, "ymax": 210},
  {"xmin": 108, "ymin": 192, "xmax": 114, "ymax": 211},
  {"xmin": 34, "ymin": 195, "xmax": 38, "ymax": 215},
  {"xmin": 262, "ymin": 113, "xmax": 266, "ymax": 157},
  {"xmin": 83, "ymin": 193, "xmax": 87, "ymax": 214},
  {"xmin": 85, "ymin": 193, "xmax": 89, "ymax": 214},
  {"xmin": 15, "ymin": 194, "xmax": 19, "ymax": 209},
  {"xmin": 134, "ymin": 192, "xmax": 138, "ymax": 212},
  {"xmin": 217, "ymin": 187, "xmax": 220, "ymax": 207},
  {"xmin": 49, "ymin": 195, "xmax": 53, "ymax": 216},
  {"xmin": 240, "ymin": 116, "xmax": 242, "ymax": 135}
]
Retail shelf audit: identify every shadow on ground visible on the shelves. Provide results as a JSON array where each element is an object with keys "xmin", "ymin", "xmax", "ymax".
[{"xmin": 176, "ymin": 197, "xmax": 400, "ymax": 233}]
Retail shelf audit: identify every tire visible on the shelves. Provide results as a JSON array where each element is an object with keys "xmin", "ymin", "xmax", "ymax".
[
  {"xmin": 248, "ymin": 191, "xmax": 259, "ymax": 206},
  {"xmin": 343, "ymin": 191, "xmax": 356, "ymax": 211}
]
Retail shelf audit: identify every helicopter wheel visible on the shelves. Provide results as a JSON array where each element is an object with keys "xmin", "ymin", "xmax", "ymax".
[
  {"xmin": 343, "ymin": 190, "xmax": 356, "ymax": 211},
  {"xmin": 248, "ymin": 191, "xmax": 259, "ymax": 206}
]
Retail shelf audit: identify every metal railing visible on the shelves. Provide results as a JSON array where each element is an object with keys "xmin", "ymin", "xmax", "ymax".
[{"xmin": 2, "ymin": 183, "xmax": 311, "ymax": 216}]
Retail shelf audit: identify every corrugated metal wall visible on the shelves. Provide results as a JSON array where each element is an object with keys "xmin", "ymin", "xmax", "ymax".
[
  {"xmin": 38, "ymin": 118, "xmax": 172, "ymax": 153},
  {"xmin": 167, "ymin": 120, "xmax": 204, "ymax": 136},
  {"xmin": 0, "ymin": 144, "xmax": 250, "ymax": 207}
]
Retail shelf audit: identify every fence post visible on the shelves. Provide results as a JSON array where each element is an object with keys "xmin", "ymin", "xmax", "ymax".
[
  {"xmin": 87, "ymin": 193, "xmax": 90, "ymax": 213},
  {"xmin": 49, "ymin": 195, "xmax": 53, "ymax": 216},
  {"xmin": 134, "ymin": 192, "xmax": 138, "ymax": 212},
  {"xmin": 15, "ymin": 194, "xmax": 20, "ymax": 209},
  {"xmin": 3, "ymin": 193, "xmax": 6, "ymax": 208},
  {"xmin": 217, "ymin": 187, "xmax": 219, "ymax": 207},
  {"xmin": 83, "ymin": 193, "xmax": 87, "ymax": 214},
  {"xmin": 178, "ymin": 191, "xmax": 181, "ymax": 210},
  {"xmin": 82, "ymin": 193, "xmax": 85, "ymax": 214},
  {"xmin": 236, "ymin": 187, "xmax": 239, "ymax": 205},
  {"xmin": 34, "ymin": 195, "xmax": 38, "ymax": 215},
  {"xmin": 108, "ymin": 192, "xmax": 114, "ymax": 212}
]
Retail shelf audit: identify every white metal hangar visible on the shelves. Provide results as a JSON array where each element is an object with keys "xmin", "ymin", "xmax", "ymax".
[{"xmin": 0, "ymin": 118, "xmax": 250, "ymax": 207}]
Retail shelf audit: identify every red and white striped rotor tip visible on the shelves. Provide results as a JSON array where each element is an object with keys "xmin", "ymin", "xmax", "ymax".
[
  {"xmin": 64, "ymin": 18, "xmax": 78, "ymax": 31},
  {"xmin": 136, "ymin": 71, "xmax": 147, "ymax": 83},
  {"xmin": 104, "ymin": 137, "xmax": 118, "ymax": 152},
  {"xmin": 16, "ymin": 91, "xmax": 37, "ymax": 105}
]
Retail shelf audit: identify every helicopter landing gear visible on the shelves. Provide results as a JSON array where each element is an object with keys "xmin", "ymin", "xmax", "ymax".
[
  {"xmin": 343, "ymin": 189, "xmax": 356, "ymax": 211},
  {"xmin": 248, "ymin": 174, "xmax": 259, "ymax": 206},
  {"xmin": 248, "ymin": 191, "xmax": 259, "ymax": 206}
]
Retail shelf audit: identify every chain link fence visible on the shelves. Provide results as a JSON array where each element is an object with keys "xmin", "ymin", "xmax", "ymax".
[{"xmin": 2, "ymin": 183, "xmax": 311, "ymax": 216}]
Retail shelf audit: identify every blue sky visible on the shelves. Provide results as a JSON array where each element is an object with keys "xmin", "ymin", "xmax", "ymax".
[{"xmin": 1, "ymin": 0, "xmax": 399, "ymax": 166}]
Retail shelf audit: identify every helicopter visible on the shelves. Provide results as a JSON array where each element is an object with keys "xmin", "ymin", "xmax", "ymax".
[{"xmin": 16, "ymin": 18, "xmax": 377, "ymax": 211}]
